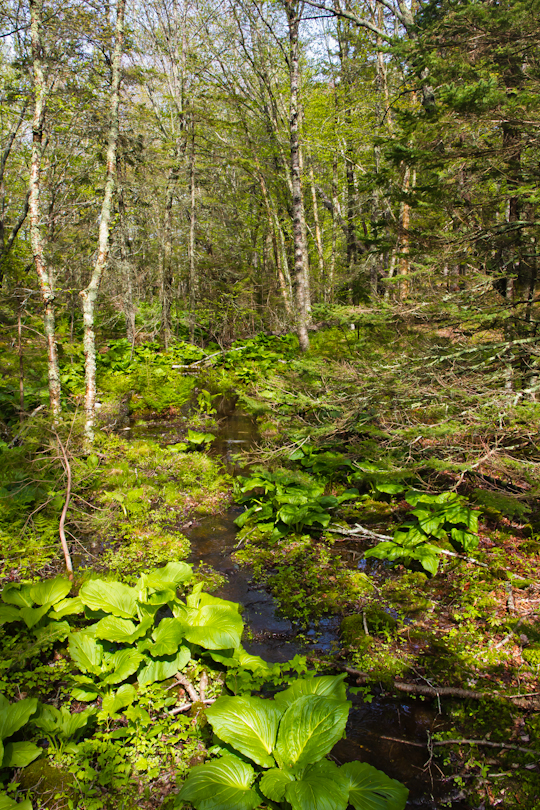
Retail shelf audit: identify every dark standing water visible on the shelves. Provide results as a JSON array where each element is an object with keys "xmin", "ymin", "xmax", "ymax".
[{"xmin": 128, "ymin": 404, "xmax": 468, "ymax": 809}]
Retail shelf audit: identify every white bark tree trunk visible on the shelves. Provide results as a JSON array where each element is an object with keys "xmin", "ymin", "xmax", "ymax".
[
  {"xmin": 29, "ymin": 0, "xmax": 62, "ymax": 417},
  {"xmin": 80, "ymin": 0, "xmax": 125, "ymax": 446},
  {"xmin": 285, "ymin": 0, "xmax": 310, "ymax": 352}
]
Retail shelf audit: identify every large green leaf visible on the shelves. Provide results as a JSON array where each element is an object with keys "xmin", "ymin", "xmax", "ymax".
[
  {"xmin": 341, "ymin": 761, "xmax": 408, "ymax": 810},
  {"xmin": 29, "ymin": 577, "xmax": 71, "ymax": 607},
  {"xmin": 137, "ymin": 647, "xmax": 190, "ymax": 686},
  {"xmin": 284, "ymin": 760, "xmax": 349, "ymax": 810},
  {"xmin": 33, "ymin": 705, "xmax": 94, "ymax": 739},
  {"xmin": 0, "ymin": 606, "xmax": 21, "ymax": 626},
  {"xmin": 147, "ymin": 617, "xmax": 185, "ymax": 656},
  {"xmin": 2, "ymin": 740, "xmax": 41, "ymax": 768},
  {"xmin": 94, "ymin": 615, "xmax": 152, "ymax": 644},
  {"xmin": 79, "ymin": 580, "xmax": 137, "ymax": 618},
  {"xmin": 274, "ymin": 695, "xmax": 350, "ymax": 771},
  {"xmin": 206, "ymin": 696, "xmax": 282, "ymax": 767},
  {"xmin": 178, "ymin": 754, "xmax": 260, "ymax": 810},
  {"xmin": 259, "ymin": 768, "xmax": 294, "ymax": 802},
  {"xmin": 68, "ymin": 632, "xmax": 103, "ymax": 675},
  {"xmin": 274, "ymin": 675, "xmax": 347, "ymax": 710},
  {"xmin": 0, "ymin": 696, "xmax": 38, "ymax": 742},
  {"xmin": 19, "ymin": 605, "xmax": 49, "ymax": 629},
  {"xmin": 141, "ymin": 562, "xmax": 193, "ymax": 591},
  {"xmin": 101, "ymin": 684, "xmax": 137, "ymax": 716},
  {"xmin": 0, "ymin": 583, "xmax": 33, "ymax": 608},
  {"xmin": 103, "ymin": 649, "xmax": 144, "ymax": 685},
  {"xmin": 0, "ymin": 792, "xmax": 32, "ymax": 810},
  {"xmin": 33, "ymin": 620, "xmax": 70, "ymax": 648},
  {"xmin": 183, "ymin": 605, "xmax": 243, "ymax": 650},
  {"xmin": 52, "ymin": 596, "xmax": 84, "ymax": 618}
]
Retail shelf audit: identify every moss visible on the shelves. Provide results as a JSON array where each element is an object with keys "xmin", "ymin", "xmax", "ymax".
[
  {"xmin": 364, "ymin": 604, "xmax": 398, "ymax": 633},
  {"xmin": 382, "ymin": 572, "xmax": 431, "ymax": 615},
  {"xmin": 19, "ymin": 758, "xmax": 76, "ymax": 809},
  {"xmin": 340, "ymin": 614, "xmax": 368, "ymax": 645},
  {"xmin": 522, "ymin": 643, "xmax": 540, "ymax": 668},
  {"xmin": 520, "ymin": 540, "xmax": 540, "ymax": 555}
]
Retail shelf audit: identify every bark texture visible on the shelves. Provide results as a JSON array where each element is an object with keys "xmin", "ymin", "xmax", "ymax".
[
  {"xmin": 29, "ymin": 0, "xmax": 61, "ymax": 417},
  {"xmin": 80, "ymin": 0, "xmax": 125, "ymax": 446}
]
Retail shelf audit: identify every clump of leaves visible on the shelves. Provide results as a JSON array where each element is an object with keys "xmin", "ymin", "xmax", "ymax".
[
  {"xmin": 178, "ymin": 673, "xmax": 408, "ymax": 810},
  {"xmin": 234, "ymin": 468, "xmax": 357, "ymax": 539},
  {"xmin": 365, "ymin": 489, "xmax": 481, "ymax": 574}
]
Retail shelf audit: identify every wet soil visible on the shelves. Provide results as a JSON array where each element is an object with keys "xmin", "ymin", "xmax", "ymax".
[{"xmin": 130, "ymin": 405, "xmax": 468, "ymax": 809}]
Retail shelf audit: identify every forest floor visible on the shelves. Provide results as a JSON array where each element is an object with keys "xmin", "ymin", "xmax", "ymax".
[{"xmin": 0, "ymin": 310, "xmax": 539, "ymax": 809}]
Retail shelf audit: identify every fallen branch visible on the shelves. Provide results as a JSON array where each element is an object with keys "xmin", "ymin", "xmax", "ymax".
[
  {"xmin": 338, "ymin": 665, "xmax": 540, "ymax": 706},
  {"xmin": 172, "ymin": 346, "xmax": 245, "ymax": 370},
  {"xmin": 175, "ymin": 673, "xmax": 199, "ymax": 703},
  {"xmin": 379, "ymin": 735, "xmax": 540, "ymax": 756},
  {"xmin": 53, "ymin": 430, "xmax": 74, "ymax": 580},
  {"xmin": 327, "ymin": 524, "xmax": 489, "ymax": 568}
]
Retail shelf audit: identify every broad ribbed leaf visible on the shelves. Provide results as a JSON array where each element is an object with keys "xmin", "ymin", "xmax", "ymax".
[
  {"xmin": 1, "ymin": 583, "xmax": 33, "ymax": 608},
  {"xmin": 284, "ymin": 760, "xmax": 349, "ymax": 810},
  {"xmin": 102, "ymin": 684, "xmax": 137, "ymax": 716},
  {"xmin": 410, "ymin": 509, "xmax": 445, "ymax": 536},
  {"xmin": 148, "ymin": 617, "xmax": 185, "ymax": 656},
  {"xmin": 142, "ymin": 562, "xmax": 193, "ymax": 591},
  {"xmin": 275, "ymin": 695, "xmax": 350, "ymax": 770},
  {"xmin": 206, "ymin": 696, "xmax": 282, "ymax": 767},
  {"xmin": 68, "ymin": 632, "xmax": 103, "ymax": 675},
  {"xmin": 95, "ymin": 615, "xmax": 152, "ymax": 644},
  {"xmin": 29, "ymin": 577, "xmax": 71, "ymax": 607},
  {"xmin": 183, "ymin": 605, "xmax": 243, "ymax": 650},
  {"xmin": 2, "ymin": 741, "xmax": 41, "ymax": 768},
  {"xmin": 138, "ymin": 646, "xmax": 190, "ymax": 686},
  {"xmin": 178, "ymin": 754, "xmax": 260, "ymax": 810},
  {"xmin": 259, "ymin": 768, "xmax": 294, "ymax": 802},
  {"xmin": 0, "ymin": 792, "xmax": 32, "ymax": 810},
  {"xmin": 342, "ymin": 761, "xmax": 408, "ymax": 810},
  {"xmin": 103, "ymin": 649, "xmax": 144, "ymax": 685},
  {"xmin": 52, "ymin": 596, "xmax": 84, "ymax": 618},
  {"xmin": 0, "ymin": 696, "xmax": 38, "ymax": 742},
  {"xmin": 19, "ymin": 605, "xmax": 49, "ymax": 629},
  {"xmin": 80, "ymin": 580, "xmax": 137, "ymax": 618},
  {"xmin": 0, "ymin": 606, "xmax": 20, "ymax": 625},
  {"xmin": 33, "ymin": 620, "xmax": 70, "ymax": 647},
  {"xmin": 274, "ymin": 675, "xmax": 347, "ymax": 710}
]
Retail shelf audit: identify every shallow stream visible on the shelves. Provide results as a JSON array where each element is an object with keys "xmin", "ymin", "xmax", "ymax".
[{"xmin": 128, "ymin": 403, "xmax": 468, "ymax": 809}]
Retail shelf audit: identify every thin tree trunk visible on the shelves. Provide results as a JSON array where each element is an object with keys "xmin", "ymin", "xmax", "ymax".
[
  {"xmin": 399, "ymin": 166, "xmax": 412, "ymax": 300},
  {"xmin": 329, "ymin": 153, "xmax": 338, "ymax": 302},
  {"xmin": 285, "ymin": 0, "xmax": 309, "ymax": 351},
  {"xmin": 188, "ymin": 119, "xmax": 198, "ymax": 342},
  {"xmin": 29, "ymin": 0, "xmax": 61, "ymax": 417},
  {"xmin": 308, "ymin": 157, "xmax": 325, "ymax": 298},
  {"xmin": 80, "ymin": 0, "xmax": 125, "ymax": 446},
  {"xmin": 17, "ymin": 297, "xmax": 24, "ymax": 418}
]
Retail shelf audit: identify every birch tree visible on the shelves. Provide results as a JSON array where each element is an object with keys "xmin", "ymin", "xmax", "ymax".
[
  {"xmin": 28, "ymin": 0, "xmax": 61, "ymax": 416},
  {"xmin": 80, "ymin": 0, "xmax": 125, "ymax": 445}
]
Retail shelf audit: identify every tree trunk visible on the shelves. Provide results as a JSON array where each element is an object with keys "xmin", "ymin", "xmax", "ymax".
[
  {"xmin": 80, "ymin": 0, "xmax": 125, "ymax": 446},
  {"xmin": 285, "ymin": 0, "xmax": 309, "ymax": 351},
  {"xmin": 188, "ymin": 118, "xmax": 198, "ymax": 342},
  {"xmin": 308, "ymin": 156, "xmax": 325, "ymax": 298},
  {"xmin": 29, "ymin": 0, "xmax": 61, "ymax": 417}
]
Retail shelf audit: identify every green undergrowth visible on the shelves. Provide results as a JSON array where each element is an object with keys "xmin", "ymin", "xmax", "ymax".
[{"xmin": 0, "ymin": 564, "xmax": 408, "ymax": 810}]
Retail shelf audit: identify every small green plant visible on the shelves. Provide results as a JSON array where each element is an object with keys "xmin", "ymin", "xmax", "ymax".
[
  {"xmin": 234, "ymin": 469, "xmax": 358, "ymax": 538},
  {"xmin": 69, "ymin": 565, "xmax": 243, "ymax": 705},
  {"xmin": 365, "ymin": 489, "xmax": 481, "ymax": 574},
  {"xmin": 178, "ymin": 674, "xmax": 408, "ymax": 810},
  {"xmin": 0, "ymin": 694, "xmax": 41, "ymax": 809}
]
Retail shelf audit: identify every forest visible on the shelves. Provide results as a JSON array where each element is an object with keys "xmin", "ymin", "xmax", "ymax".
[{"xmin": 0, "ymin": 0, "xmax": 539, "ymax": 808}]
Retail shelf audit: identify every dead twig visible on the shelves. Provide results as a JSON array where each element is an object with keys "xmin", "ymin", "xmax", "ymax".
[{"xmin": 380, "ymin": 736, "xmax": 540, "ymax": 756}]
